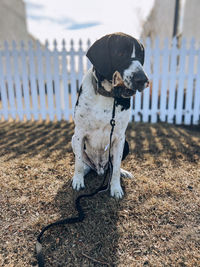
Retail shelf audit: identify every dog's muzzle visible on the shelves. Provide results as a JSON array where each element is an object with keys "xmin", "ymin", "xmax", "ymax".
[
  {"xmin": 131, "ymin": 70, "xmax": 149, "ymax": 92},
  {"xmin": 112, "ymin": 71, "xmax": 149, "ymax": 98}
]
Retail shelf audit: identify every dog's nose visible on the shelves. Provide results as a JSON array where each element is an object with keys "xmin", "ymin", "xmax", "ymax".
[{"xmin": 134, "ymin": 71, "xmax": 149, "ymax": 86}]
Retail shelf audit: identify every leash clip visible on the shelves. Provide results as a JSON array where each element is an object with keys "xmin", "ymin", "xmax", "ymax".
[{"xmin": 110, "ymin": 118, "xmax": 115, "ymax": 127}]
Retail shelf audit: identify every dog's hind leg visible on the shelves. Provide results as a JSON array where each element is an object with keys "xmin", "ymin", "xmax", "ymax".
[
  {"xmin": 110, "ymin": 138, "xmax": 126, "ymax": 199},
  {"xmin": 121, "ymin": 140, "xmax": 133, "ymax": 178},
  {"xmin": 84, "ymin": 164, "xmax": 91, "ymax": 176},
  {"xmin": 120, "ymin": 168, "xmax": 133, "ymax": 179},
  {"xmin": 122, "ymin": 140, "xmax": 129, "ymax": 161}
]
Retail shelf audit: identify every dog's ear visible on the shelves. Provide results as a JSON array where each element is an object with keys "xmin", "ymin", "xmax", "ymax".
[
  {"xmin": 135, "ymin": 41, "xmax": 145, "ymax": 66},
  {"xmin": 86, "ymin": 33, "xmax": 145, "ymax": 80},
  {"xmin": 86, "ymin": 33, "xmax": 134, "ymax": 80},
  {"xmin": 86, "ymin": 35, "xmax": 112, "ymax": 80}
]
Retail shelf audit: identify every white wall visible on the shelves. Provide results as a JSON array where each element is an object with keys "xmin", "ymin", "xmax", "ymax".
[
  {"xmin": 141, "ymin": 0, "xmax": 200, "ymax": 43},
  {"xmin": 0, "ymin": 0, "xmax": 29, "ymax": 43},
  {"xmin": 141, "ymin": 0, "xmax": 176, "ymax": 44},
  {"xmin": 183, "ymin": 0, "xmax": 200, "ymax": 40}
]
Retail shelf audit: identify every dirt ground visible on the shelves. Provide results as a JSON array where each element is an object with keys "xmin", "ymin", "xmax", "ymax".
[{"xmin": 0, "ymin": 121, "xmax": 199, "ymax": 267}]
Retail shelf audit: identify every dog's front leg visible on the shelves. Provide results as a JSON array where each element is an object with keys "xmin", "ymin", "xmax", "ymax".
[
  {"xmin": 72, "ymin": 134, "xmax": 85, "ymax": 190},
  {"xmin": 110, "ymin": 137, "xmax": 125, "ymax": 199}
]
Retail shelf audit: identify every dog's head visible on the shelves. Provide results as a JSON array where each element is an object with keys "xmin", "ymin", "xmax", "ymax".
[{"xmin": 86, "ymin": 32, "xmax": 149, "ymax": 98}]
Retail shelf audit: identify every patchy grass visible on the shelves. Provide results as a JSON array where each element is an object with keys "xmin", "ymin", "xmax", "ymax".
[{"xmin": 0, "ymin": 121, "xmax": 199, "ymax": 267}]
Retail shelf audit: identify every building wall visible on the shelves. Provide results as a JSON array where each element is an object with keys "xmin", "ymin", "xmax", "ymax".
[
  {"xmin": 183, "ymin": 0, "xmax": 200, "ymax": 39},
  {"xmin": 141, "ymin": 0, "xmax": 176, "ymax": 43},
  {"xmin": 0, "ymin": 0, "xmax": 29, "ymax": 43},
  {"xmin": 141, "ymin": 0, "xmax": 200, "ymax": 43}
]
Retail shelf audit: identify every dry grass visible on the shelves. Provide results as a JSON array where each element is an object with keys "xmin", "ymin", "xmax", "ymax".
[{"xmin": 0, "ymin": 121, "xmax": 199, "ymax": 267}]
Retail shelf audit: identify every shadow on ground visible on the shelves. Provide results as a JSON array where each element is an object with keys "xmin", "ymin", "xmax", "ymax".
[
  {"xmin": 126, "ymin": 122, "xmax": 200, "ymax": 164},
  {"xmin": 0, "ymin": 121, "xmax": 200, "ymax": 266},
  {"xmin": 0, "ymin": 121, "xmax": 74, "ymax": 161},
  {"xmin": 41, "ymin": 173, "xmax": 122, "ymax": 267},
  {"xmin": 0, "ymin": 121, "xmax": 199, "ymax": 164}
]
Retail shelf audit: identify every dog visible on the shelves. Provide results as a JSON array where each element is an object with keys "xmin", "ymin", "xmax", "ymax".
[{"xmin": 71, "ymin": 32, "xmax": 149, "ymax": 198}]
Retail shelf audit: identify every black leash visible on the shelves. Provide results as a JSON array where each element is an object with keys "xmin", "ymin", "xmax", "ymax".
[{"xmin": 35, "ymin": 98, "xmax": 117, "ymax": 267}]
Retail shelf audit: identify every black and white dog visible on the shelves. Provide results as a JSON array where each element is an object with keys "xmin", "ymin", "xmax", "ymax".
[{"xmin": 72, "ymin": 32, "xmax": 149, "ymax": 198}]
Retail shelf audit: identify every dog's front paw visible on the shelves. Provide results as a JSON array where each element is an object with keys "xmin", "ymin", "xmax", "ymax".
[
  {"xmin": 72, "ymin": 175, "xmax": 85, "ymax": 191},
  {"xmin": 110, "ymin": 183, "xmax": 124, "ymax": 199}
]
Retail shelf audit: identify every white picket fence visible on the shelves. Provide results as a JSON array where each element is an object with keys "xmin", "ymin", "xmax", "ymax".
[{"xmin": 0, "ymin": 38, "xmax": 199, "ymax": 125}]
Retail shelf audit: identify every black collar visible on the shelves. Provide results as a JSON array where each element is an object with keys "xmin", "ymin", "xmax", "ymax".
[
  {"xmin": 92, "ymin": 75, "xmax": 115, "ymax": 98},
  {"xmin": 91, "ymin": 72, "xmax": 131, "ymax": 111}
]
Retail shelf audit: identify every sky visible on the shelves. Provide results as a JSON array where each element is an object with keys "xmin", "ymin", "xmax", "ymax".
[{"xmin": 24, "ymin": 0, "xmax": 155, "ymax": 46}]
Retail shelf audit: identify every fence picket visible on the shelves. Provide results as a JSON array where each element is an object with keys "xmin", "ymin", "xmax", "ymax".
[
  {"xmin": 184, "ymin": 38, "xmax": 195, "ymax": 125},
  {"xmin": 20, "ymin": 41, "xmax": 31, "ymax": 120},
  {"xmin": 151, "ymin": 38, "xmax": 160, "ymax": 123},
  {"xmin": 134, "ymin": 91, "xmax": 141, "ymax": 122},
  {"xmin": 0, "ymin": 48, "xmax": 8, "ymax": 120},
  {"xmin": 176, "ymin": 38, "xmax": 187, "ymax": 124},
  {"xmin": 87, "ymin": 39, "xmax": 92, "ymax": 71},
  {"xmin": 69, "ymin": 40, "xmax": 77, "ymax": 114},
  {"xmin": 193, "ymin": 41, "xmax": 200, "ymax": 125},
  {"xmin": 142, "ymin": 38, "xmax": 151, "ymax": 122},
  {"xmin": 36, "ymin": 41, "xmax": 46, "ymax": 120},
  {"xmin": 4, "ymin": 41, "xmax": 16, "ymax": 119},
  {"xmin": 28, "ymin": 40, "xmax": 38, "ymax": 120},
  {"xmin": 160, "ymin": 38, "xmax": 169, "ymax": 122},
  {"xmin": 78, "ymin": 39, "xmax": 84, "ymax": 89},
  {"xmin": 12, "ymin": 41, "xmax": 23, "ymax": 120},
  {"xmin": 167, "ymin": 38, "xmax": 178, "ymax": 123},
  {"xmin": 45, "ymin": 40, "xmax": 54, "ymax": 121},
  {"xmin": 53, "ymin": 40, "xmax": 62, "ymax": 121},
  {"xmin": 61, "ymin": 40, "xmax": 70, "ymax": 120}
]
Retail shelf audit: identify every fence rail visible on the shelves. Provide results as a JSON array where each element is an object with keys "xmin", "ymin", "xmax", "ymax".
[{"xmin": 0, "ymin": 38, "xmax": 199, "ymax": 125}]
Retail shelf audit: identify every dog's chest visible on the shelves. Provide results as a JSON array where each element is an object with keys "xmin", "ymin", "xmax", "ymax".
[
  {"xmin": 75, "ymin": 94, "xmax": 130, "ymax": 153},
  {"xmin": 75, "ymin": 96, "xmax": 130, "ymax": 174}
]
